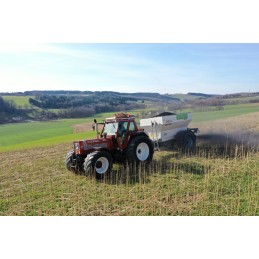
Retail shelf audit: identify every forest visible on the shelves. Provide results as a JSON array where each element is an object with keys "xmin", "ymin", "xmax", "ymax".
[
  {"xmin": 0, "ymin": 96, "xmax": 21, "ymax": 123},
  {"xmin": 0, "ymin": 92, "xmax": 147, "ymax": 123}
]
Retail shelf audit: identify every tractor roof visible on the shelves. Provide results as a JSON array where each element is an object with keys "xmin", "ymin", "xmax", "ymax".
[{"xmin": 105, "ymin": 113, "xmax": 135, "ymax": 123}]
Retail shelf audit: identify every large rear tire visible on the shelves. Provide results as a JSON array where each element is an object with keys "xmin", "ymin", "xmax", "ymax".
[
  {"xmin": 84, "ymin": 150, "xmax": 112, "ymax": 179},
  {"xmin": 175, "ymin": 130, "xmax": 196, "ymax": 152},
  {"xmin": 183, "ymin": 131, "xmax": 196, "ymax": 151},
  {"xmin": 126, "ymin": 135, "xmax": 154, "ymax": 167}
]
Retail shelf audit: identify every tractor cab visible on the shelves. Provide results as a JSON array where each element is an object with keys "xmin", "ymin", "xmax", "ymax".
[{"xmin": 100, "ymin": 113, "xmax": 139, "ymax": 148}]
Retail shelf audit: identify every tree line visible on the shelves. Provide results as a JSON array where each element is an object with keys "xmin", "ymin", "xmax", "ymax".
[
  {"xmin": 29, "ymin": 94, "xmax": 134, "ymax": 109},
  {"xmin": 0, "ymin": 96, "xmax": 21, "ymax": 123},
  {"xmin": 28, "ymin": 94, "xmax": 145, "ymax": 118},
  {"xmin": 0, "ymin": 94, "xmax": 147, "ymax": 124}
]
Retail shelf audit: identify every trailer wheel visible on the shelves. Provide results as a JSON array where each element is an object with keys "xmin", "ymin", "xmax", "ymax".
[
  {"xmin": 65, "ymin": 150, "xmax": 76, "ymax": 172},
  {"xmin": 126, "ymin": 135, "xmax": 154, "ymax": 166},
  {"xmin": 183, "ymin": 131, "xmax": 196, "ymax": 151},
  {"xmin": 84, "ymin": 150, "xmax": 112, "ymax": 179}
]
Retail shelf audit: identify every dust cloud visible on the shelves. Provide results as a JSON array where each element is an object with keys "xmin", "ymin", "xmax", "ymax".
[{"xmin": 197, "ymin": 131, "xmax": 259, "ymax": 151}]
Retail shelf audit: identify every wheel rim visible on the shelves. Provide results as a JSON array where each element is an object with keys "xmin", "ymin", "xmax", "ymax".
[
  {"xmin": 95, "ymin": 157, "xmax": 109, "ymax": 174},
  {"xmin": 136, "ymin": 142, "xmax": 150, "ymax": 161}
]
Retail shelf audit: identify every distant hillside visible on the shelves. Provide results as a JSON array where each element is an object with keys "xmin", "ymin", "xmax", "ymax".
[
  {"xmin": 2, "ymin": 90, "xmax": 258, "ymax": 124},
  {"xmin": 0, "ymin": 90, "xmax": 183, "ymax": 124},
  {"xmin": 220, "ymin": 92, "xmax": 259, "ymax": 99},
  {"xmin": 26, "ymin": 90, "xmax": 178, "ymax": 100},
  {"xmin": 1, "ymin": 90, "xmax": 180, "ymax": 103},
  {"xmin": 2, "ymin": 90, "xmax": 223, "ymax": 102},
  {"xmin": 187, "ymin": 92, "xmax": 219, "ymax": 98}
]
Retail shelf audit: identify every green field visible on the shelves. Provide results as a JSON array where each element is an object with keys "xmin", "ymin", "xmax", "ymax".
[
  {"xmin": 0, "ymin": 103, "xmax": 259, "ymax": 216},
  {"xmin": 0, "ymin": 112, "xmax": 117, "ymax": 152},
  {"xmin": 190, "ymin": 103, "xmax": 259, "ymax": 123},
  {"xmin": 0, "ymin": 110, "xmax": 145, "ymax": 152},
  {"xmin": 2, "ymin": 95, "xmax": 33, "ymax": 108},
  {"xmin": 0, "ymin": 103, "xmax": 259, "ymax": 152}
]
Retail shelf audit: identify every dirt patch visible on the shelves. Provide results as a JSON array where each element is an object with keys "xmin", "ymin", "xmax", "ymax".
[{"xmin": 72, "ymin": 122, "xmax": 95, "ymax": 134}]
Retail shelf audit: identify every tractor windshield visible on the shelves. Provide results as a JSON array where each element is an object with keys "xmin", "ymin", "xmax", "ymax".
[{"xmin": 103, "ymin": 122, "xmax": 118, "ymax": 136}]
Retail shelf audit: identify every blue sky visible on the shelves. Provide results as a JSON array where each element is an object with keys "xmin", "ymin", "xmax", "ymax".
[{"xmin": 0, "ymin": 43, "xmax": 258, "ymax": 94}]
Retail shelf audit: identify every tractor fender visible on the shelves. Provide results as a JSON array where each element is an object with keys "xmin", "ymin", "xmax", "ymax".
[
  {"xmin": 127, "ymin": 132, "xmax": 155, "ymax": 150},
  {"xmin": 92, "ymin": 147, "xmax": 112, "ymax": 155},
  {"xmin": 174, "ymin": 129, "xmax": 191, "ymax": 143},
  {"xmin": 129, "ymin": 131, "xmax": 150, "ymax": 139},
  {"xmin": 128, "ymin": 132, "xmax": 154, "ymax": 147}
]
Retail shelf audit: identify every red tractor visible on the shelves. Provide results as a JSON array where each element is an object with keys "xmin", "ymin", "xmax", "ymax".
[{"xmin": 65, "ymin": 113, "xmax": 154, "ymax": 179}]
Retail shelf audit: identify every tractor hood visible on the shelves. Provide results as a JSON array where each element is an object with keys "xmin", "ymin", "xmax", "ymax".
[
  {"xmin": 73, "ymin": 137, "xmax": 114, "ymax": 154},
  {"xmin": 83, "ymin": 138, "xmax": 113, "ymax": 149}
]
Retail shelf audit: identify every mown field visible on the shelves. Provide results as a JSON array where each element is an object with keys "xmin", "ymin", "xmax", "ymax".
[
  {"xmin": 0, "ymin": 142, "xmax": 258, "ymax": 216},
  {"xmin": 0, "ymin": 103, "xmax": 259, "ymax": 215}
]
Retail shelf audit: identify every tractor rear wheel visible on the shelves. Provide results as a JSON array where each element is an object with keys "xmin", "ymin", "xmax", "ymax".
[
  {"xmin": 183, "ymin": 131, "xmax": 196, "ymax": 151},
  {"xmin": 65, "ymin": 150, "xmax": 76, "ymax": 172},
  {"xmin": 126, "ymin": 135, "xmax": 154, "ymax": 167},
  {"xmin": 84, "ymin": 150, "xmax": 112, "ymax": 179}
]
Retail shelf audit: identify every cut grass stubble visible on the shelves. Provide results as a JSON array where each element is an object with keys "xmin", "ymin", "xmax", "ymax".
[{"xmin": 0, "ymin": 143, "xmax": 258, "ymax": 216}]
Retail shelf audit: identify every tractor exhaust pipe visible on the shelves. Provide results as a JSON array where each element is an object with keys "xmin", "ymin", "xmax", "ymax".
[{"xmin": 94, "ymin": 119, "xmax": 99, "ymax": 139}]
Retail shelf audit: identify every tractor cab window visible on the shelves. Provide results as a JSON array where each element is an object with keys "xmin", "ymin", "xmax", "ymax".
[
  {"xmin": 129, "ymin": 121, "xmax": 137, "ymax": 132},
  {"xmin": 103, "ymin": 122, "xmax": 118, "ymax": 136},
  {"xmin": 117, "ymin": 121, "xmax": 128, "ymax": 145},
  {"xmin": 118, "ymin": 122, "xmax": 128, "ymax": 137}
]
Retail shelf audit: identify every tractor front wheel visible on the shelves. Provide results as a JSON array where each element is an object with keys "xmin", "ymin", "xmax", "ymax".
[
  {"xmin": 65, "ymin": 150, "xmax": 76, "ymax": 172},
  {"xmin": 84, "ymin": 150, "xmax": 112, "ymax": 179}
]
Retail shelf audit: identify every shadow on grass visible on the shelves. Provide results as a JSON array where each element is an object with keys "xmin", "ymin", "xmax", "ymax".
[{"xmin": 101, "ymin": 158, "xmax": 209, "ymax": 185}]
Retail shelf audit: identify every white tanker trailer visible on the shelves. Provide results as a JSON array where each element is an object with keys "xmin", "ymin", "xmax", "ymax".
[{"xmin": 140, "ymin": 112, "xmax": 198, "ymax": 150}]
